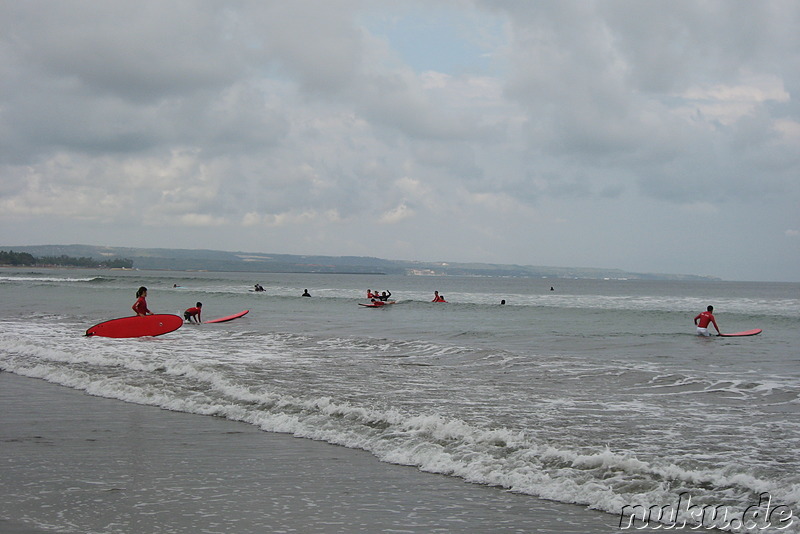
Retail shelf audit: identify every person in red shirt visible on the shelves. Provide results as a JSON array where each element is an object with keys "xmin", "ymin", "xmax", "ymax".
[
  {"xmin": 694, "ymin": 305, "xmax": 720, "ymax": 336},
  {"xmin": 132, "ymin": 286, "xmax": 152, "ymax": 316},
  {"xmin": 184, "ymin": 302, "xmax": 203, "ymax": 323}
]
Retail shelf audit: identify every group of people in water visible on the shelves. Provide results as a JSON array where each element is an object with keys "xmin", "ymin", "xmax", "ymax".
[
  {"xmin": 131, "ymin": 284, "xmax": 548, "ymax": 317},
  {"xmin": 365, "ymin": 289, "xmax": 393, "ymax": 306},
  {"xmin": 365, "ymin": 289, "xmax": 449, "ymax": 304},
  {"xmin": 133, "ymin": 284, "xmax": 724, "ymax": 335},
  {"xmin": 133, "ymin": 286, "xmax": 204, "ymax": 323},
  {"xmin": 366, "ymin": 289, "xmax": 392, "ymax": 301}
]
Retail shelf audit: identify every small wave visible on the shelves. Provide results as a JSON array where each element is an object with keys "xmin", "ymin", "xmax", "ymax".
[
  {"xmin": 640, "ymin": 373, "xmax": 800, "ymax": 406},
  {"xmin": 0, "ymin": 275, "xmax": 107, "ymax": 283}
]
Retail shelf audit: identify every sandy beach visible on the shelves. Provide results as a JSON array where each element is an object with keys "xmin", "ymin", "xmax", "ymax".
[{"xmin": 0, "ymin": 372, "xmax": 621, "ymax": 533}]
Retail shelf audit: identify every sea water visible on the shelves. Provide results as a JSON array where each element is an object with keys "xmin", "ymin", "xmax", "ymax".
[{"xmin": 1, "ymin": 269, "xmax": 798, "ymax": 532}]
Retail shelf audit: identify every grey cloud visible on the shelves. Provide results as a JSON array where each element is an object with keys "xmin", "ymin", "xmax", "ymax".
[
  {"xmin": 488, "ymin": 1, "xmax": 800, "ymax": 207},
  {"xmin": 621, "ymin": 1, "xmax": 799, "ymax": 92},
  {"xmin": 240, "ymin": 1, "xmax": 364, "ymax": 96},
  {"xmin": 2, "ymin": 1, "xmax": 244, "ymax": 102},
  {"xmin": 0, "ymin": 1, "xmax": 798, "ymax": 281}
]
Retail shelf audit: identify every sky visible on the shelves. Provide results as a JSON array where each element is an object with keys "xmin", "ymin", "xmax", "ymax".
[{"xmin": 1, "ymin": 1, "xmax": 798, "ymax": 282}]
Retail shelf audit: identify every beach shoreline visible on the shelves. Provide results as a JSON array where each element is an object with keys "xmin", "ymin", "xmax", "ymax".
[{"xmin": 0, "ymin": 371, "xmax": 621, "ymax": 533}]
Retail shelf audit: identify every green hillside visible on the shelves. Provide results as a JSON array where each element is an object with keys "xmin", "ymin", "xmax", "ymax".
[{"xmin": 0, "ymin": 244, "xmax": 719, "ymax": 280}]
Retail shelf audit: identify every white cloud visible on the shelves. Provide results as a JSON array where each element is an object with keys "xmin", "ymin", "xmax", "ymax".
[
  {"xmin": 241, "ymin": 209, "xmax": 341, "ymax": 228},
  {"xmin": 674, "ymin": 75, "xmax": 791, "ymax": 125},
  {"xmin": 177, "ymin": 214, "xmax": 228, "ymax": 227},
  {"xmin": 379, "ymin": 203, "xmax": 414, "ymax": 224}
]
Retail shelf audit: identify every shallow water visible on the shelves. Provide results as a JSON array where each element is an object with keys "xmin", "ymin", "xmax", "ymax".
[{"xmin": 1, "ymin": 269, "xmax": 798, "ymax": 532}]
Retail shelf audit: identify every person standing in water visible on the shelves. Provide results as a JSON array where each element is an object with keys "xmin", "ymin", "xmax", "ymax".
[
  {"xmin": 694, "ymin": 305, "xmax": 721, "ymax": 336},
  {"xmin": 132, "ymin": 286, "xmax": 152, "ymax": 316}
]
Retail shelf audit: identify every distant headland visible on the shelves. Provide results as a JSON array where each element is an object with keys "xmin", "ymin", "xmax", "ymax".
[{"xmin": 0, "ymin": 244, "xmax": 720, "ymax": 281}]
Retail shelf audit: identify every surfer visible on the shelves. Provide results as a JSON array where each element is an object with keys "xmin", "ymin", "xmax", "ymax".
[
  {"xmin": 694, "ymin": 305, "xmax": 721, "ymax": 336},
  {"xmin": 254, "ymin": 284, "xmax": 265, "ymax": 292},
  {"xmin": 301, "ymin": 289, "xmax": 311, "ymax": 297},
  {"xmin": 184, "ymin": 302, "xmax": 202, "ymax": 323},
  {"xmin": 432, "ymin": 291, "xmax": 446, "ymax": 302},
  {"xmin": 369, "ymin": 299, "xmax": 386, "ymax": 307},
  {"xmin": 366, "ymin": 289, "xmax": 375, "ymax": 298},
  {"xmin": 132, "ymin": 286, "xmax": 152, "ymax": 316},
  {"xmin": 377, "ymin": 290, "xmax": 392, "ymax": 301}
]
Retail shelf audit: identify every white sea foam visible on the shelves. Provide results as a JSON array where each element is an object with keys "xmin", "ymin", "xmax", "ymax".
[
  {"xmin": 3, "ymin": 342, "xmax": 795, "ymax": 526},
  {"xmin": 0, "ymin": 275, "xmax": 105, "ymax": 283}
]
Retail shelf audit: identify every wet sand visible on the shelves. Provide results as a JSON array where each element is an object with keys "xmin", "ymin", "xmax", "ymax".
[{"xmin": 0, "ymin": 372, "xmax": 621, "ymax": 533}]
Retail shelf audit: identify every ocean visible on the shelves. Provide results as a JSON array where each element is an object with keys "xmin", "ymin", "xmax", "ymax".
[{"xmin": 1, "ymin": 268, "xmax": 798, "ymax": 532}]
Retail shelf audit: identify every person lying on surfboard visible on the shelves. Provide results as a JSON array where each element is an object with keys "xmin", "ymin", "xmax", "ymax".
[
  {"xmin": 694, "ymin": 305, "xmax": 721, "ymax": 336},
  {"xmin": 132, "ymin": 286, "xmax": 153, "ymax": 316},
  {"xmin": 184, "ymin": 302, "xmax": 202, "ymax": 323}
]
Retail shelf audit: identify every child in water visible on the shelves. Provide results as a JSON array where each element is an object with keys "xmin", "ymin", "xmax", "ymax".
[{"xmin": 132, "ymin": 287, "xmax": 152, "ymax": 316}]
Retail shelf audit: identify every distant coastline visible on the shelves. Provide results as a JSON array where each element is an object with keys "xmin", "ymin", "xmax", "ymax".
[
  {"xmin": 0, "ymin": 244, "xmax": 721, "ymax": 281},
  {"xmin": 0, "ymin": 249, "xmax": 133, "ymax": 269}
]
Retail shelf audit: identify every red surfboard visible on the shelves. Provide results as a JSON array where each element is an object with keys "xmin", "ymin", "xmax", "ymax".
[
  {"xmin": 86, "ymin": 314, "xmax": 183, "ymax": 338},
  {"xmin": 205, "ymin": 310, "xmax": 249, "ymax": 323},
  {"xmin": 359, "ymin": 301, "xmax": 395, "ymax": 307},
  {"xmin": 719, "ymin": 329, "xmax": 762, "ymax": 337}
]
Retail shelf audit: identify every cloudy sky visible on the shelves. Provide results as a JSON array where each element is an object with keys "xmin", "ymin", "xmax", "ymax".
[{"xmin": 1, "ymin": 1, "xmax": 798, "ymax": 281}]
